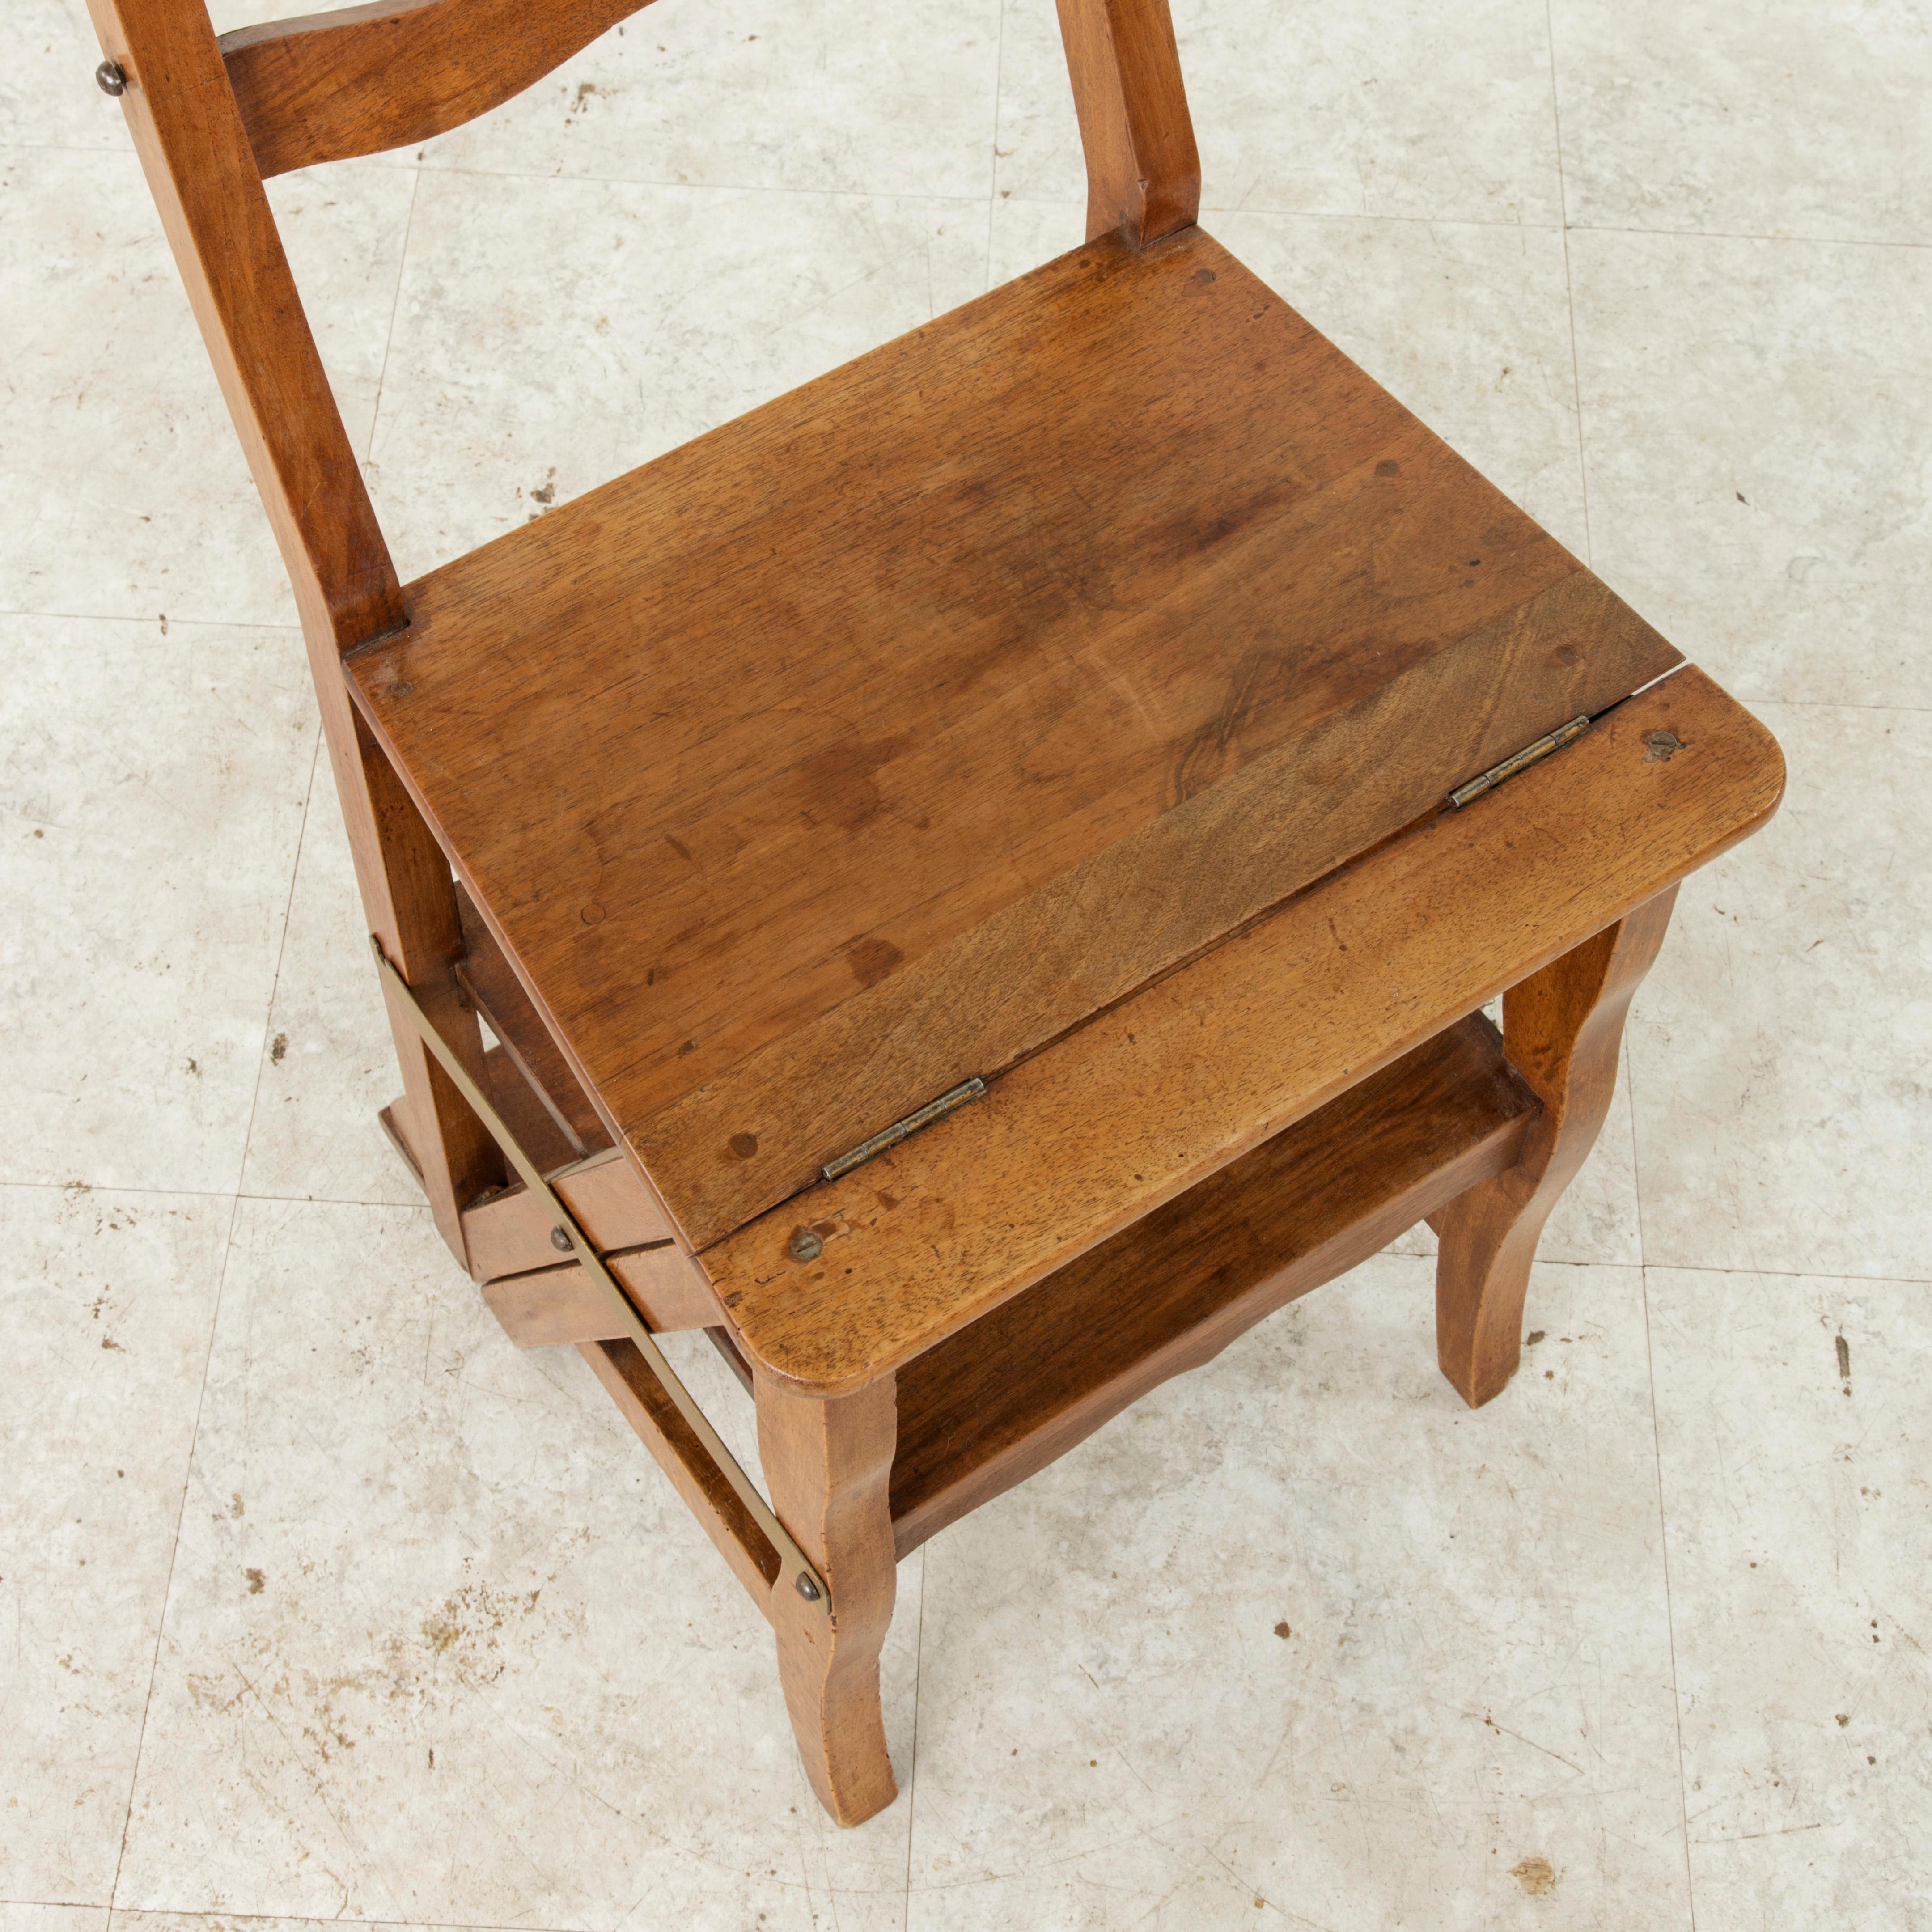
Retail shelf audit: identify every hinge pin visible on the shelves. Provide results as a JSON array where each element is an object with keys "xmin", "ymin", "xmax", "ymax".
[
  {"xmin": 1448, "ymin": 715, "xmax": 1590, "ymax": 809},
  {"xmin": 821, "ymin": 1076, "xmax": 985, "ymax": 1182}
]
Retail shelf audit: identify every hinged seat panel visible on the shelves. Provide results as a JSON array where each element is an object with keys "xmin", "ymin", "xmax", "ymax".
[{"xmin": 349, "ymin": 224, "xmax": 1681, "ymax": 1248}]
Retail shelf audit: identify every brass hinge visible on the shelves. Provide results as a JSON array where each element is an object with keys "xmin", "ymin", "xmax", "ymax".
[
  {"xmin": 822, "ymin": 1077, "xmax": 986, "ymax": 1183},
  {"xmin": 1447, "ymin": 714, "xmax": 1590, "ymax": 809}
]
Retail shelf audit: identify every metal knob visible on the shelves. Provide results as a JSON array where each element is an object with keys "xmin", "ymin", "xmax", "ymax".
[
  {"xmin": 794, "ymin": 1572, "xmax": 822, "ymax": 1602},
  {"xmin": 96, "ymin": 60, "xmax": 126, "ymax": 95},
  {"xmin": 549, "ymin": 1225, "xmax": 573, "ymax": 1252}
]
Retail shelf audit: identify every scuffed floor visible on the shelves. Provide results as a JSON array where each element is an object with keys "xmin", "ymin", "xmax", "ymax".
[{"xmin": 3, "ymin": 0, "xmax": 1928, "ymax": 1927}]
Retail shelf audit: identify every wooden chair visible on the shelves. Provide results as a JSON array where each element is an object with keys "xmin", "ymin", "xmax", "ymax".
[{"xmin": 90, "ymin": 0, "xmax": 1784, "ymax": 1828}]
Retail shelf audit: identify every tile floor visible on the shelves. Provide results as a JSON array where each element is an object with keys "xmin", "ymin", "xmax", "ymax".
[{"xmin": 2, "ymin": 1, "xmax": 1927, "ymax": 1926}]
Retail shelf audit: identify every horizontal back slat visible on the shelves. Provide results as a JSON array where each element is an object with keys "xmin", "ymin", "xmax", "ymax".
[{"xmin": 220, "ymin": 0, "xmax": 658, "ymax": 178}]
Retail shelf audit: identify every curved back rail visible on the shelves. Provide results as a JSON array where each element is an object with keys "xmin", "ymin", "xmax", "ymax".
[{"xmin": 220, "ymin": 0, "xmax": 659, "ymax": 179}]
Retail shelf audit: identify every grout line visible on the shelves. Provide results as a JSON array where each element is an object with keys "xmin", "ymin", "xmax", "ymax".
[
  {"xmin": 364, "ymin": 165, "xmax": 423, "ymax": 467},
  {"xmin": 1640, "ymin": 1255, "xmax": 1700, "ymax": 1932},
  {"xmin": 104, "ymin": 709, "xmax": 326, "ymax": 1915},
  {"xmin": 984, "ymin": 0, "xmax": 1008, "ymax": 297},
  {"xmin": 1544, "ymin": 0, "xmax": 1593, "ymax": 568},
  {"xmin": 104, "ymin": 1185, "xmax": 242, "ymax": 1913},
  {"xmin": 0, "ymin": 607, "xmax": 301, "ymax": 633},
  {"xmin": 1623, "ymin": 968, "xmax": 1699, "ymax": 1931},
  {"xmin": 901, "ymin": 1545, "xmax": 928, "ymax": 1924}
]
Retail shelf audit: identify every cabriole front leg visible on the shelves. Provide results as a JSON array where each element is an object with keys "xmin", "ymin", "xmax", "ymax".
[
  {"xmin": 1432, "ymin": 886, "xmax": 1678, "ymax": 1408},
  {"xmin": 754, "ymin": 1369, "xmax": 900, "ymax": 1826}
]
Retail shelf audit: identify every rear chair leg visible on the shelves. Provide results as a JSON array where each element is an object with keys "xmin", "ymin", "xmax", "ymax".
[
  {"xmin": 1432, "ymin": 886, "xmax": 1677, "ymax": 1408},
  {"xmin": 319, "ymin": 672, "xmax": 502, "ymax": 1265},
  {"xmin": 754, "ymin": 1370, "xmax": 899, "ymax": 1826}
]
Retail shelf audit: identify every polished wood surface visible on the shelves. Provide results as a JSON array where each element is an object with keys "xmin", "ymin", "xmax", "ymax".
[
  {"xmin": 889, "ymin": 1013, "xmax": 1536, "ymax": 1555},
  {"xmin": 479, "ymin": 1244, "xmax": 720, "ymax": 1346},
  {"xmin": 705, "ymin": 669, "xmax": 1784, "ymax": 1395},
  {"xmin": 1433, "ymin": 887, "xmax": 1678, "ymax": 1407},
  {"xmin": 220, "ymin": 0, "xmax": 654, "ymax": 179},
  {"xmin": 352, "ymin": 224, "xmax": 1681, "ymax": 1250},
  {"xmin": 755, "ymin": 1373, "xmax": 899, "ymax": 1827},
  {"xmin": 1056, "ymin": 0, "xmax": 1199, "ymax": 243},
  {"xmin": 456, "ymin": 878, "xmax": 611, "ymax": 1161}
]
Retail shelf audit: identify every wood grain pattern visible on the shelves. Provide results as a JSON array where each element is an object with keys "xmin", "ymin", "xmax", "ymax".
[
  {"xmin": 460, "ymin": 1145, "xmax": 677, "ymax": 1280},
  {"xmin": 1055, "ymin": 0, "xmax": 1199, "ymax": 243},
  {"xmin": 889, "ymin": 1013, "xmax": 1536, "ymax": 1555},
  {"xmin": 754, "ymin": 1373, "xmax": 899, "ymax": 1827},
  {"xmin": 481, "ymin": 1244, "xmax": 720, "ymax": 1344},
  {"xmin": 349, "ymin": 225, "xmax": 1680, "ymax": 1248},
  {"xmin": 220, "ymin": 0, "xmax": 656, "ymax": 179},
  {"xmin": 704, "ymin": 667, "xmax": 1784, "ymax": 1394},
  {"xmin": 457, "ymin": 878, "xmax": 611, "ymax": 1159},
  {"xmin": 1432, "ymin": 887, "xmax": 1677, "ymax": 1407}
]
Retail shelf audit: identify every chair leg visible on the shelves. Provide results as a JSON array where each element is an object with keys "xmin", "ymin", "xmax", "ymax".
[
  {"xmin": 316, "ymin": 667, "xmax": 502, "ymax": 1264},
  {"xmin": 754, "ymin": 1369, "xmax": 899, "ymax": 1826},
  {"xmin": 1432, "ymin": 886, "xmax": 1678, "ymax": 1409}
]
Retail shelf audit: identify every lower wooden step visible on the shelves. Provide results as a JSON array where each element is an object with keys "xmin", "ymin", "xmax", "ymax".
[{"xmin": 887, "ymin": 1013, "xmax": 1537, "ymax": 1555}]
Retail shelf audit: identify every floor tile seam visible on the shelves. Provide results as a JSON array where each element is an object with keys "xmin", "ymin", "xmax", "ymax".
[
  {"xmin": 1639, "ymin": 1261, "xmax": 1932, "ymax": 1288},
  {"xmin": 0, "ymin": 1178, "xmax": 431, "ymax": 1215},
  {"xmin": 101, "ymin": 699, "xmax": 322, "ymax": 1911},
  {"xmin": 232, "ymin": 728, "xmax": 326, "ymax": 1205},
  {"xmin": 900, "ymin": 1544, "xmax": 928, "ymax": 1924},
  {"xmin": 99, "ymin": 1910, "xmax": 593, "ymax": 1932},
  {"xmin": 402, "ymin": 160, "xmax": 995, "ymax": 206},
  {"xmin": 103, "ymin": 1184, "xmax": 244, "ymax": 1913},
  {"xmin": 1542, "ymin": 0, "xmax": 1593, "ymax": 568},
  {"xmin": 1622, "ymin": 1000, "xmax": 1698, "ymax": 1927},
  {"xmin": 1561, "ymin": 218, "xmax": 1932, "ymax": 253},
  {"xmin": 981, "ymin": 0, "xmax": 1007, "ymax": 301},
  {"xmin": 365, "ymin": 165, "xmax": 424, "ymax": 466},
  {"xmin": 0, "ymin": 607, "xmax": 301, "ymax": 635}
]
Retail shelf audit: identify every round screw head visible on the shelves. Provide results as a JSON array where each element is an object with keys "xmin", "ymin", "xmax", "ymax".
[
  {"xmin": 549, "ymin": 1224, "xmax": 573, "ymax": 1252},
  {"xmin": 96, "ymin": 60, "xmax": 126, "ymax": 95},
  {"xmin": 788, "ymin": 1227, "xmax": 823, "ymax": 1263},
  {"xmin": 794, "ymin": 1572, "xmax": 822, "ymax": 1602}
]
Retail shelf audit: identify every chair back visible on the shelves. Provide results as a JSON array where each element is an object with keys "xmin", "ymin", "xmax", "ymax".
[{"xmin": 85, "ymin": 0, "xmax": 1199, "ymax": 658}]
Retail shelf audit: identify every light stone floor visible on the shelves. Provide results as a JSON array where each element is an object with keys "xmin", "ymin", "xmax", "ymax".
[{"xmin": 3, "ymin": 0, "xmax": 1928, "ymax": 1927}]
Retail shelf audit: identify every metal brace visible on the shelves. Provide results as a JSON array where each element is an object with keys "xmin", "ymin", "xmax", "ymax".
[{"xmin": 370, "ymin": 936, "xmax": 830, "ymax": 1614}]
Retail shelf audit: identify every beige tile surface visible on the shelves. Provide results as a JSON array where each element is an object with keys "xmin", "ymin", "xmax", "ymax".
[
  {"xmin": 0, "ymin": 613, "xmax": 315, "ymax": 1193},
  {"xmin": 237, "ymin": 757, "xmax": 427, "ymax": 1210},
  {"xmin": 1628, "ymin": 703, "xmax": 1930, "ymax": 1281},
  {"xmin": 0, "ymin": 1184, "xmax": 230, "ymax": 1907},
  {"xmin": 1648, "ymin": 1267, "xmax": 1932, "ymax": 1932},
  {"xmin": 0, "ymin": 148, "xmax": 411, "ymax": 629},
  {"xmin": 419, "ymin": 0, "xmax": 1002, "ymax": 199},
  {"xmin": 907, "ymin": 1257, "xmax": 1690, "ymax": 1931},
  {"xmin": 995, "ymin": 0, "xmax": 1565, "ymax": 225},
  {"xmin": 1, "ymin": 1910, "xmax": 110, "ymax": 1932},
  {"xmin": 0, "ymin": 0, "xmax": 131, "ymax": 153},
  {"xmin": 1552, "ymin": 0, "xmax": 1932, "ymax": 245},
  {"xmin": 1573, "ymin": 228, "xmax": 1932, "ymax": 708},
  {"xmin": 114, "ymin": 1198, "xmax": 921, "ymax": 1928},
  {"xmin": 367, "ymin": 170, "xmax": 989, "ymax": 582}
]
